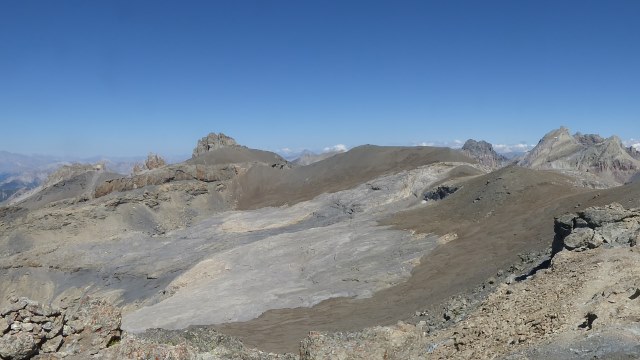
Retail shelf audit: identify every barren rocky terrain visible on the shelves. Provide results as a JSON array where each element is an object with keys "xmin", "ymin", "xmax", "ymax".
[{"xmin": 2, "ymin": 130, "xmax": 640, "ymax": 359}]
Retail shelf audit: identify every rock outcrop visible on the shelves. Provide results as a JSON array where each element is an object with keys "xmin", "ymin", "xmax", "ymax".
[
  {"xmin": 423, "ymin": 185, "xmax": 459, "ymax": 201},
  {"xmin": 627, "ymin": 145, "xmax": 640, "ymax": 160},
  {"xmin": 0, "ymin": 296, "xmax": 296, "ymax": 360},
  {"xmin": 132, "ymin": 153, "xmax": 167, "ymax": 175},
  {"xmin": 574, "ymin": 132, "xmax": 605, "ymax": 146},
  {"xmin": 553, "ymin": 203, "xmax": 639, "ymax": 253},
  {"xmin": 518, "ymin": 127, "xmax": 640, "ymax": 186},
  {"xmin": 0, "ymin": 296, "xmax": 120, "ymax": 360},
  {"xmin": 42, "ymin": 164, "xmax": 102, "ymax": 189},
  {"xmin": 461, "ymin": 139, "xmax": 508, "ymax": 169},
  {"xmin": 95, "ymin": 163, "xmax": 239, "ymax": 198},
  {"xmin": 192, "ymin": 133, "xmax": 238, "ymax": 158}
]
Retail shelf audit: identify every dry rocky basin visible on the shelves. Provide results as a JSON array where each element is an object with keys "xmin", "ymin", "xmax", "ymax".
[
  {"xmin": 2, "ymin": 203, "xmax": 639, "ymax": 359},
  {"xmin": 2, "ymin": 129, "xmax": 640, "ymax": 359}
]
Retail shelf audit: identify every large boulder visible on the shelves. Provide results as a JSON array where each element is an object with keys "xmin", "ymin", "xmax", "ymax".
[
  {"xmin": 0, "ymin": 332, "xmax": 37, "ymax": 360},
  {"xmin": 580, "ymin": 203, "xmax": 633, "ymax": 227},
  {"xmin": 553, "ymin": 203, "xmax": 640, "ymax": 252}
]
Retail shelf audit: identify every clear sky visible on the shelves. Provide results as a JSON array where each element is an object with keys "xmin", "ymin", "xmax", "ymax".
[{"xmin": 1, "ymin": 0, "xmax": 639, "ymax": 157}]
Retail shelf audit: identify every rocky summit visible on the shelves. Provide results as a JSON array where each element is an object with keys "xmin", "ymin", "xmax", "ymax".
[
  {"xmin": 192, "ymin": 133, "xmax": 238, "ymax": 158},
  {"xmin": 2, "ymin": 129, "xmax": 640, "ymax": 359},
  {"xmin": 461, "ymin": 139, "xmax": 508, "ymax": 169}
]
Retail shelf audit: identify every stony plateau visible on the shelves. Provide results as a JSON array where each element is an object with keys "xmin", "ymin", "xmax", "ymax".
[{"xmin": 2, "ymin": 130, "xmax": 640, "ymax": 359}]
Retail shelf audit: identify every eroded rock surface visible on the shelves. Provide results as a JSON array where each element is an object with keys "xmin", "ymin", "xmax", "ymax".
[
  {"xmin": 298, "ymin": 204, "xmax": 640, "ymax": 359},
  {"xmin": 553, "ymin": 203, "xmax": 639, "ymax": 252},
  {"xmin": 192, "ymin": 133, "xmax": 238, "ymax": 158},
  {"xmin": 518, "ymin": 127, "xmax": 640, "ymax": 186},
  {"xmin": 0, "ymin": 296, "xmax": 120, "ymax": 360},
  {"xmin": 461, "ymin": 139, "xmax": 508, "ymax": 169}
]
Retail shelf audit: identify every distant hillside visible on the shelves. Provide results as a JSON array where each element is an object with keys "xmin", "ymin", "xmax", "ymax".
[{"xmin": 291, "ymin": 150, "xmax": 343, "ymax": 166}]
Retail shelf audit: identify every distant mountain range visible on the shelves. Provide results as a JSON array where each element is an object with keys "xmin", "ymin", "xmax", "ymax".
[
  {"xmin": 0, "ymin": 151, "xmax": 188, "ymax": 203},
  {"xmin": 2, "ymin": 128, "xmax": 639, "ymax": 203},
  {"xmin": 460, "ymin": 127, "xmax": 640, "ymax": 187}
]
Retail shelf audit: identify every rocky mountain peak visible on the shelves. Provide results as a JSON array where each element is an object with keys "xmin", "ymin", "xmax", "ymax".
[
  {"xmin": 519, "ymin": 127, "xmax": 640, "ymax": 185},
  {"xmin": 519, "ymin": 127, "xmax": 582, "ymax": 168},
  {"xmin": 192, "ymin": 132, "xmax": 238, "ymax": 158},
  {"xmin": 461, "ymin": 139, "xmax": 508, "ymax": 169},
  {"xmin": 540, "ymin": 126, "xmax": 577, "ymax": 145}
]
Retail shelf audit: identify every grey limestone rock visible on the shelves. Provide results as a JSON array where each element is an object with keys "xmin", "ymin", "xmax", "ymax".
[
  {"xmin": 563, "ymin": 228, "xmax": 595, "ymax": 250},
  {"xmin": 192, "ymin": 132, "xmax": 238, "ymax": 158},
  {"xmin": 579, "ymin": 203, "xmax": 632, "ymax": 227},
  {"xmin": 555, "ymin": 204, "xmax": 640, "ymax": 252},
  {"xmin": 461, "ymin": 139, "xmax": 508, "ymax": 169},
  {"xmin": 0, "ymin": 332, "xmax": 37, "ymax": 360}
]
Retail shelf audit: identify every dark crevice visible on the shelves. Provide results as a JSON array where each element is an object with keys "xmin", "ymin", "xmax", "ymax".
[
  {"xmin": 578, "ymin": 313, "xmax": 597, "ymax": 330},
  {"xmin": 515, "ymin": 258, "xmax": 552, "ymax": 282},
  {"xmin": 107, "ymin": 335, "xmax": 121, "ymax": 348}
]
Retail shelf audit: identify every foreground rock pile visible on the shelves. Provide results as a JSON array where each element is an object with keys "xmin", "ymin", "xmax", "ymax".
[
  {"xmin": 0, "ymin": 296, "xmax": 120, "ymax": 360},
  {"xmin": 1, "ymin": 296, "xmax": 294, "ymax": 360}
]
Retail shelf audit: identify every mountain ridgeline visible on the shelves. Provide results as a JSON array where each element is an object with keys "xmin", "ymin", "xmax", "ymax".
[{"xmin": 2, "ymin": 128, "xmax": 640, "ymax": 358}]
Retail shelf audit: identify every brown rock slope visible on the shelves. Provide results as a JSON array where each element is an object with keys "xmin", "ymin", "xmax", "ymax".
[
  {"xmin": 299, "ymin": 203, "xmax": 640, "ymax": 359},
  {"xmin": 217, "ymin": 167, "xmax": 640, "ymax": 353},
  {"xmin": 234, "ymin": 145, "xmax": 474, "ymax": 210}
]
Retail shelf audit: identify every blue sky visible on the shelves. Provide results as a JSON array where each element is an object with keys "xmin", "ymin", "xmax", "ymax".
[{"xmin": 1, "ymin": 0, "xmax": 639, "ymax": 157}]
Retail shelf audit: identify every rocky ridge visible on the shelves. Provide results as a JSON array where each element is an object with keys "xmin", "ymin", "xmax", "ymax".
[
  {"xmin": 291, "ymin": 150, "xmax": 344, "ymax": 166},
  {"xmin": 94, "ymin": 163, "xmax": 239, "ymax": 198}
]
